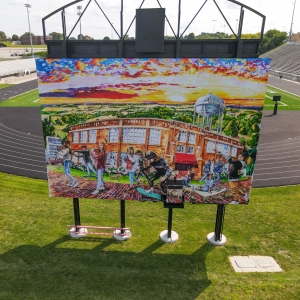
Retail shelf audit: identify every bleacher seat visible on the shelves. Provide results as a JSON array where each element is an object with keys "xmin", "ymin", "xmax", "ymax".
[{"xmin": 261, "ymin": 44, "xmax": 300, "ymax": 78}]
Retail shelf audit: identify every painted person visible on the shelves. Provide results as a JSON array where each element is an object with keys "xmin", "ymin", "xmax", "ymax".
[
  {"xmin": 73, "ymin": 145, "xmax": 97, "ymax": 177},
  {"xmin": 200, "ymin": 160, "xmax": 211, "ymax": 182},
  {"xmin": 213, "ymin": 158, "xmax": 224, "ymax": 181},
  {"xmin": 144, "ymin": 151, "xmax": 172, "ymax": 195},
  {"xmin": 200, "ymin": 173, "xmax": 215, "ymax": 193},
  {"xmin": 182, "ymin": 168, "xmax": 195, "ymax": 187},
  {"xmin": 91, "ymin": 142, "xmax": 107, "ymax": 194},
  {"xmin": 218, "ymin": 151, "xmax": 247, "ymax": 202},
  {"xmin": 134, "ymin": 150, "xmax": 149, "ymax": 182},
  {"xmin": 125, "ymin": 147, "xmax": 139, "ymax": 190},
  {"xmin": 57, "ymin": 140, "xmax": 78, "ymax": 188}
]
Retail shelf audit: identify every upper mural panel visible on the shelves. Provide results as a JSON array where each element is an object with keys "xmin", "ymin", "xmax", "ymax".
[{"xmin": 36, "ymin": 58, "xmax": 270, "ymax": 204}]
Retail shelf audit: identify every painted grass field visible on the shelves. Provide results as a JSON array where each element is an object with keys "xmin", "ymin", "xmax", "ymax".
[
  {"xmin": 0, "ymin": 88, "xmax": 39, "ymax": 107},
  {"xmin": 0, "ymin": 85, "xmax": 300, "ymax": 111},
  {"xmin": 0, "ymin": 172, "xmax": 300, "ymax": 299}
]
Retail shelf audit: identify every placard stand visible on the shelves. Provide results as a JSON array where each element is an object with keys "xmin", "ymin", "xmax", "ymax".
[
  {"xmin": 159, "ymin": 193, "xmax": 184, "ymax": 243},
  {"xmin": 206, "ymin": 204, "xmax": 226, "ymax": 245},
  {"xmin": 159, "ymin": 207, "xmax": 178, "ymax": 243},
  {"xmin": 69, "ymin": 198, "xmax": 131, "ymax": 240}
]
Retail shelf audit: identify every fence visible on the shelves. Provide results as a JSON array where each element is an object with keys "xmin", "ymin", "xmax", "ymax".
[
  {"xmin": 269, "ymin": 69, "xmax": 300, "ymax": 83},
  {"xmin": 0, "ymin": 72, "xmax": 37, "ymax": 84}
]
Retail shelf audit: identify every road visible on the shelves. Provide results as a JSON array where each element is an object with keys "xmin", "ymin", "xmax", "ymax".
[{"xmin": 0, "ymin": 47, "xmax": 46, "ymax": 58}]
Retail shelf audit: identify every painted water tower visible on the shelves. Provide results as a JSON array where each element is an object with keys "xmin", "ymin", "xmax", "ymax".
[{"xmin": 193, "ymin": 93, "xmax": 226, "ymax": 133}]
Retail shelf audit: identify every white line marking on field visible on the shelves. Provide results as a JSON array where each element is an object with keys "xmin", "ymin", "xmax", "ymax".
[
  {"xmin": 7, "ymin": 88, "xmax": 37, "ymax": 100},
  {"xmin": 268, "ymin": 85, "xmax": 300, "ymax": 100}
]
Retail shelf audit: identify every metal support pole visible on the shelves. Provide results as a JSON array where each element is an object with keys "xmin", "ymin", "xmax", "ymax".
[
  {"xmin": 273, "ymin": 102, "xmax": 278, "ymax": 115},
  {"xmin": 168, "ymin": 208, "xmax": 173, "ymax": 238},
  {"xmin": 289, "ymin": 0, "xmax": 296, "ymax": 41},
  {"xmin": 120, "ymin": 200, "xmax": 125, "ymax": 234},
  {"xmin": 25, "ymin": 4, "xmax": 34, "ymax": 58},
  {"xmin": 73, "ymin": 198, "xmax": 81, "ymax": 233},
  {"xmin": 214, "ymin": 204, "xmax": 225, "ymax": 241}
]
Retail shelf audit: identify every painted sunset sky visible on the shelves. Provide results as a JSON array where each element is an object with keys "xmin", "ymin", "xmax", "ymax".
[{"xmin": 36, "ymin": 58, "xmax": 271, "ymax": 106}]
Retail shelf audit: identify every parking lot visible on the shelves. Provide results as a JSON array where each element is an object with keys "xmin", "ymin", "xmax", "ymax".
[{"xmin": 0, "ymin": 47, "xmax": 46, "ymax": 59}]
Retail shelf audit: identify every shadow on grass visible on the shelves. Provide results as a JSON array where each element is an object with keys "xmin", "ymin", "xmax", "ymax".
[{"xmin": 0, "ymin": 236, "xmax": 214, "ymax": 299}]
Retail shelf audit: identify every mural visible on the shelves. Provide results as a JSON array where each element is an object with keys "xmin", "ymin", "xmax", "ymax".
[{"xmin": 36, "ymin": 58, "xmax": 270, "ymax": 204}]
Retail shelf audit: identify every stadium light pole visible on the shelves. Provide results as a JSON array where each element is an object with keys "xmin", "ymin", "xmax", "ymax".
[
  {"xmin": 77, "ymin": 5, "xmax": 82, "ymax": 40},
  {"xmin": 25, "ymin": 4, "xmax": 34, "ymax": 58},
  {"xmin": 289, "ymin": 0, "xmax": 297, "ymax": 41},
  {"xmin": 212, "ymin": 20, "xmax": 217, "ymax": 38}
]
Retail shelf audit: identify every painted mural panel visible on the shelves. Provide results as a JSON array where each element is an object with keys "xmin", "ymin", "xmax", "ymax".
[{"xmin": 36, "ymin": 58, "xmax": 270, "ymax": 204}]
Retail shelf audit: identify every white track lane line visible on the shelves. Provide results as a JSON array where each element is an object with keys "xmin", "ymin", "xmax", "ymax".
[{"xmin": 0, "ymin": 163, "xmax": 46, "ymax": 173}]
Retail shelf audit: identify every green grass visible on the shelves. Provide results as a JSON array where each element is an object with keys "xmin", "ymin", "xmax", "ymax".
[
  {"xmin": 0, "ymin": 89, "xmax": 40, "ymax": 107},
  {"xmin": 263, "ymin": 85, "xmax": 300, "ymax": 110},
  {"xmin": 1, "ymin": 171, "xmax": 300, "ymax": 299},
  {"xmin": 1, "ymin": 42, "xmax": 46, "ymax": 48},
  {"xmin": 0, "ymin": 58, "xmax": 16, "ymax": 61},
  {"xmin": 23, "ymin": 51, "xmax": 47, "ymax": 58},
  {"xmin": 0, "ymin": 84, "xmax": 13, "ymax": 89}
]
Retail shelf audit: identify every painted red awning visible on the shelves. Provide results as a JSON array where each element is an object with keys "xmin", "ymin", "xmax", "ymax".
[{"xmin": 174, "ymin": 153, "xmax": 198, "ymax": 165}]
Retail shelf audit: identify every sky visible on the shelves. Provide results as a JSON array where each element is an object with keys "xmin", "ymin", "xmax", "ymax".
[
  {"xmin": 36, "ymin": 58, "xmax": 270, "ymax": 106},
  {"xmin": 0, "ymin": 0, "xmax": 299, "ymax": 39}
]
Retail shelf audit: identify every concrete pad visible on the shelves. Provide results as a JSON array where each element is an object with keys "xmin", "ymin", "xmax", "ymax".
[{"xmin": 229, "ymin": 256, "xmax": 282, "ymax": 272}]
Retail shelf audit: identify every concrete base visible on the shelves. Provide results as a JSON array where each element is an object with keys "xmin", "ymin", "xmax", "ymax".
[
  {"xmin": 229, "ymin": 256, "xmax": 282, "ymax": 272},
  {"xmin": 113, "ymin": 229, "xmax": 131, "ymax": 241},
  {"xmin": 159, "ymin": 230, "xmax": 178, "ymax": 243},
  {"xmin": 69, "ymin": 227, "xmax": 88, "ymax": 239},
  {"xmin": 206, "ymin": 232, "xmax": 226, "ymax": 245}
]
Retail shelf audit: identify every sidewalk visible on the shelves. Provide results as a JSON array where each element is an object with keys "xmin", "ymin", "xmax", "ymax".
[{"xmin": 0, "ymin": 73, "xmax": 37, "ymax": 84}]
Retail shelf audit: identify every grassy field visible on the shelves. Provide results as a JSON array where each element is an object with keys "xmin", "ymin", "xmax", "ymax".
[
  {"xmin": 263, "ymin": 85, "xmax": 300, "ymax": 110},
  {"xmin": 0, "ymin": 172, "xmax": 300, "ymax": 299},
  {"xmin": 0, "ymin": 89, "xmax": 40, "ymax": 107},
  {"xmin": 0, "ymin": 84, "xmax": 13, "ymax": 89},
  {"xmin": 1, "ymin": 42, "xmax": 47, "ymax": 49}
]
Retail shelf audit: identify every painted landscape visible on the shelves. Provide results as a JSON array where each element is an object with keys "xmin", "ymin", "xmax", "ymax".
[{"xmin": 37, "ymin": 58, "xmax": 270, "ymax": 204}]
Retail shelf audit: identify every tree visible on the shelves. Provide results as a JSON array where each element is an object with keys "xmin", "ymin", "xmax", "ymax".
[
  {"xmin": 259, "ymin": 29, "xmax": 287, "ymax": 55},
  {"xmin": 186, "ymin": 32, "xmax": 195, "ymax": 40},
  {"xmin": 12, "ymin": 34, "xmax": 19, "ymax": 41},
  {"xmin": 69, "ymin": 37, "xmax": 76, "ymax": 40},
  {"xmin": 49, "ymin": 32, "xmax": 63, "ymax": 40},
  {"xmin": 22, "ymin": 32, "xmax": 35, "ymax": 36},
  {"xmin": 103, "ymin": 36, "xmax": 110, "ymax": 40},
  {"xmin": 0, "ymin": 31, "xmax": 6, "ymax": 41}
]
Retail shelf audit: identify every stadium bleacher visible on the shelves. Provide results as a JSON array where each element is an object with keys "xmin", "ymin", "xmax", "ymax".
[
  {"xmin": 0, "ymin": 58, "xmax": 36, "ymax": 78},
  {"xmin": 261, "ymin": 44, "xmax": 300, "ymax": 81}
]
